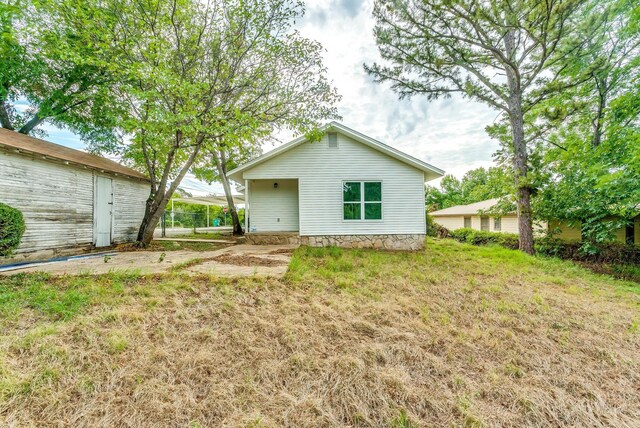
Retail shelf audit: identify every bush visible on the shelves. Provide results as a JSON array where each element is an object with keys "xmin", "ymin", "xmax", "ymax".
[
  {"xmin": 449, "ymin": 228, "xmax": 640, "ymax": 265},
  {"xmin": 449, "ymin": 228, "xmax": 520, "ymax": 250},
  {"xmin": 0, "ymin": 203, "xmax": 25, "ymax": 257},
  {"xmin": 535, "ymin": 237, "xmax": 640, "ymax": 264}
]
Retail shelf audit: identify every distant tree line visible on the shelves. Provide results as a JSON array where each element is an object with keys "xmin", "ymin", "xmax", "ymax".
[{"xmin": 425, "ymin": 167, "xmax": 512, "ymax": 212}]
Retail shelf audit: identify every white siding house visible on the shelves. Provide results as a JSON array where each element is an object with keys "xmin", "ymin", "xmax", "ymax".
[
  {"xmin": 228, "ymin": 122, "xmax": 444, "ymax": 250},
  {"xmin": 0, "ymin": 129, "xmax": 150, "ymax": 263}
]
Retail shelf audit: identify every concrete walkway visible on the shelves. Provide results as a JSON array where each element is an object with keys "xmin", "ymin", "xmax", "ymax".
[{"xmin": 1, "ymin": 244, "xmax": 297, "ymax": 278}]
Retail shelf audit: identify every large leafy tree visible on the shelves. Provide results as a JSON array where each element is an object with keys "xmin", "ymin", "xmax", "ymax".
[
  {"xmin": 534, "ymin": 0, "xmax": 640, "ymax": 245},
  {"xmin": 0, "ymin": 0, "xmax": 119, "ymax": 141},
  {"xmin": 89, "ymin": 0, "xmax": 339, "ymax": 245},
  {"xmin": 366, "ymin": 0, "xmax": 588, "ymax": 254}
]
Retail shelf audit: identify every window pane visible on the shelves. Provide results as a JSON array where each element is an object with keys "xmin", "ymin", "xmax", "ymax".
[
  {"xmin": 481, "ymin": 216, "xmax": 489, "ymax": 231},
  {"xmin": 343, "ymin": 182, "xmax": 361, "ymax": 202},
  {"xmin": 364, "ymin": 182, "xmax": 381, "ymax": 201},
  {"xmin": 464, "ymin": 217, "xmax": 471, "ymax": 228},
  {"xmin": 364, "ymin": 203, "xmax": 382, "ymax": 220},
  {"xmin": 344, "ymin": 203, "xmax": 361, "ymax": 220}
]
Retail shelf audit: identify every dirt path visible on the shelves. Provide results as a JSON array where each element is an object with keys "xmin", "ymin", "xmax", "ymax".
[{"xmin": 1, "ymin": 244, "xmax": 297, "ymax": 278}]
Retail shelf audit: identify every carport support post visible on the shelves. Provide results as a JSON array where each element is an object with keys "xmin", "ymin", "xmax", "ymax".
[
  {"xmin": 207, "ymin": 205, "xmax": 209, "ymax": 227},
  {"xmin": 171, "ymin": 199, "xmax": 174, "ymax": 229}
]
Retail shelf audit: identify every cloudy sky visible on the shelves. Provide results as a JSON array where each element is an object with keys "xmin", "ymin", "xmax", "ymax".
[{"xmin": 41, "ymin": 0, "xmax": 501, "ymax": 195}]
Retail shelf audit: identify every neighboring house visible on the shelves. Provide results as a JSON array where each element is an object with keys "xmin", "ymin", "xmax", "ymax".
[
  {"xmin": 429, "ymin": 198, "xmax": 640, "ymax": 244},
  {"xmin": 228, "ymin": 122, "xmax": 444, "ymax": 250},
  {"xmin": 0, "ymin": 129, "xmax": 150, "ymax": 263}
]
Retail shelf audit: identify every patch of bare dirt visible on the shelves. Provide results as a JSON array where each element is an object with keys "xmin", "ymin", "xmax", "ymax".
[{"xmin": 213, "ymin": 253, "xmax": 288, "ymax": 267}]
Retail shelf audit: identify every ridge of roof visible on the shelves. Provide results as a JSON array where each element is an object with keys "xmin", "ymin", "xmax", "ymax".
[
  {"xmin": 0, "ymin": 128, "xmax": 149, "ymax": 181},
  {"xmin": 227, "ymin": 121, "xmax": 444, "ymax": 182}
]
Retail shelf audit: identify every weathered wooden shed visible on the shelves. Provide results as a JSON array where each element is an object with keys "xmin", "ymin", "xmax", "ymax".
[{"xmin": 0, "ymin": 129, "xmax": 150, "ymax": 263}]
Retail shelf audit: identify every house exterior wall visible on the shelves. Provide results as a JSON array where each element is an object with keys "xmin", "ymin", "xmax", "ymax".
[
  {"xmin": 0, "ymin": 148, "xmax": 148, "ymax": 260},
  {"xmin": 432, "ymin": 214, "xmax": 545, "ymax": 235},
  {"xmin": 247, "ymin": 179, "xmax": 299, "ymax": 232},
  {"xmin": 242, "ymin": 132, "xmax": 426, "ymax": 236},
  {"xmin": 550, "ymin": 218, "xmax": 640, "ymax": 244},
  {"xmin": 548, "ymin": 220, "xmax": 582, "ymax": 241},
  {"xmin": 432, "ymin": 216, "xmax": 463, "ymax": 230}
]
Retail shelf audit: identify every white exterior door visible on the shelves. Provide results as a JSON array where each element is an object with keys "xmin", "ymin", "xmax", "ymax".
[{"xmin": 94, "ymin": 176, "xmax": 113, "ymax": 247}]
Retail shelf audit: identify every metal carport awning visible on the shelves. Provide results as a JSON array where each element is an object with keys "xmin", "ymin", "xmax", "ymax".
[{"xmin": 172, "ymin": 195, "xmax": 245, "ymax": 206}]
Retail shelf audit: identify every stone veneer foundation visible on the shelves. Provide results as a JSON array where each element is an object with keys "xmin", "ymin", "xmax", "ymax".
[
  {"xmin": 301, "ymin": 234, "xmax": 425, "ymax": 250},
  {"xmin": 246, "ymin": 233, "xmax": 426, "ymax": 250},
  {"xmin": 245, "ymin": 233, "xmax": 302, "ymax": 245}
]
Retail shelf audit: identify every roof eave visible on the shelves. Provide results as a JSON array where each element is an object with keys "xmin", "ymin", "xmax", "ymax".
[{"xmin": 0, "ymin": 142, "xmax": 150, "ymax": 182}]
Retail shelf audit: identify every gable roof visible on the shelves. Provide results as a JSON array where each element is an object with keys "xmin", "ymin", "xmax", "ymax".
[
  {"xmin": 0, "ymin": 128, "xmax": 149, "ymax": 181},
  {"xmin": 227, "ymin": 122, "xmax": 445, "ymax": 182},
  {"xmin": 429, "ymin": 198, "xmax": 503, "ymax": 216}
]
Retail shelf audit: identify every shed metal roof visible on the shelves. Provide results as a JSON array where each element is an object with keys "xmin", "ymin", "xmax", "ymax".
[{"xmin": 0, "ymin": 128, "xmax": 149, "ymax": 181}]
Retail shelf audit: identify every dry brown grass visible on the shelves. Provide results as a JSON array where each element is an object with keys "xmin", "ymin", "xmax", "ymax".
[{"xmin": 0, "ymin": 239, "xmax": 639, "ymax": 427}]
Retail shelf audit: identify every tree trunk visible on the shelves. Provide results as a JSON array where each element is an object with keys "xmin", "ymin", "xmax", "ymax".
[
  {"xmin": 18, "ymin": 113, "xmax": 44, "ymax": 135},
  {"xmin": 135, "ymin": 142, "xmax": 204, "ymax": 246},
  {"xmin": 504, "ymin": 30, "xmax": 535, "ymax": 255},
  {"xmin": 0, "ymin": 100, "xmax": 14, "ymax": 130},
  {"xmin": 213, "ymin": 148, "xmax": 244, "ymax": 235},
  {"xmin": 592, "ymin": 78, "xmax": 607, "ymax": 147}
]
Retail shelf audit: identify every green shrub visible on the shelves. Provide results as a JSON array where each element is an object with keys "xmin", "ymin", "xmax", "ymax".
[
  {"xmin": 449, "ymin": 228, "xmax": 475, "ymax": 242},
  {"xmin": 535, "ymin": 239, "xmax": 640, "ymax": 264},
  {"xmin": 449, "ymin": 228, "xmax": 520, "ymax": 250},
  {"xmin": 449, "ymin": 227, "xmax": 640, "ymax": 265},
  {"xmin": 0, "ymin": 203, "xmax": 25, "ymax": 257}
]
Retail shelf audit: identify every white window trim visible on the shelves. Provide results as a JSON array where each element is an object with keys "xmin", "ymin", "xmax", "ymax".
[{"xmin": 342, "ymin": 180, "xmax": 383, "ymax": 222}]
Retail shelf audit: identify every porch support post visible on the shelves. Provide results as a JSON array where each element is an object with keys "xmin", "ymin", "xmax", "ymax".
[{"xmin": 244, "ymin": 179, "xmax": 249, "ymax": 232}]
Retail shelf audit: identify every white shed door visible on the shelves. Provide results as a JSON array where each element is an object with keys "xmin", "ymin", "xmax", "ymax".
[{"xmin": 94, "ymin": 176, "xmax": 113, "ymax": 247}]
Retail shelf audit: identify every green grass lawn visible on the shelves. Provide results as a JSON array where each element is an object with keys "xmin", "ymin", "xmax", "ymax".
[{"xmin": 0, "ymin": 239, "xmax": 638, "ymax": 427}]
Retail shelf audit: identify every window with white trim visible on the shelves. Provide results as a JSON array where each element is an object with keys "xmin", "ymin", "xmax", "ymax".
[{"xmin": 343, "ymin": 181, "xmax": 382, "ymax": 220}]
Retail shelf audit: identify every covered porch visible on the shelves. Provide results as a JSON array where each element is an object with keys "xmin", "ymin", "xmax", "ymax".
[{"xmin": 243, "ymin": 178, "xmax": 300, "ymax": 234}]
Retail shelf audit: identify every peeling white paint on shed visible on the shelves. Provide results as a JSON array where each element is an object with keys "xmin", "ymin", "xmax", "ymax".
[{"xmin": 0, "ymin": 141, "xmax": 149, "ymax": 261}]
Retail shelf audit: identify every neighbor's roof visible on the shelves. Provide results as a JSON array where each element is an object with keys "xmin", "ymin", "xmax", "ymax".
[
  {"xmin": 429, "ymin": 198, "xmax": 503, "ymax": 216},
  {"xmin": 0, "ymin": 128, "xmax": 149, "ymax": 181},
  {"xmin": 227, "ymin": 122, "xmax": 445, "ymax": 182}
]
